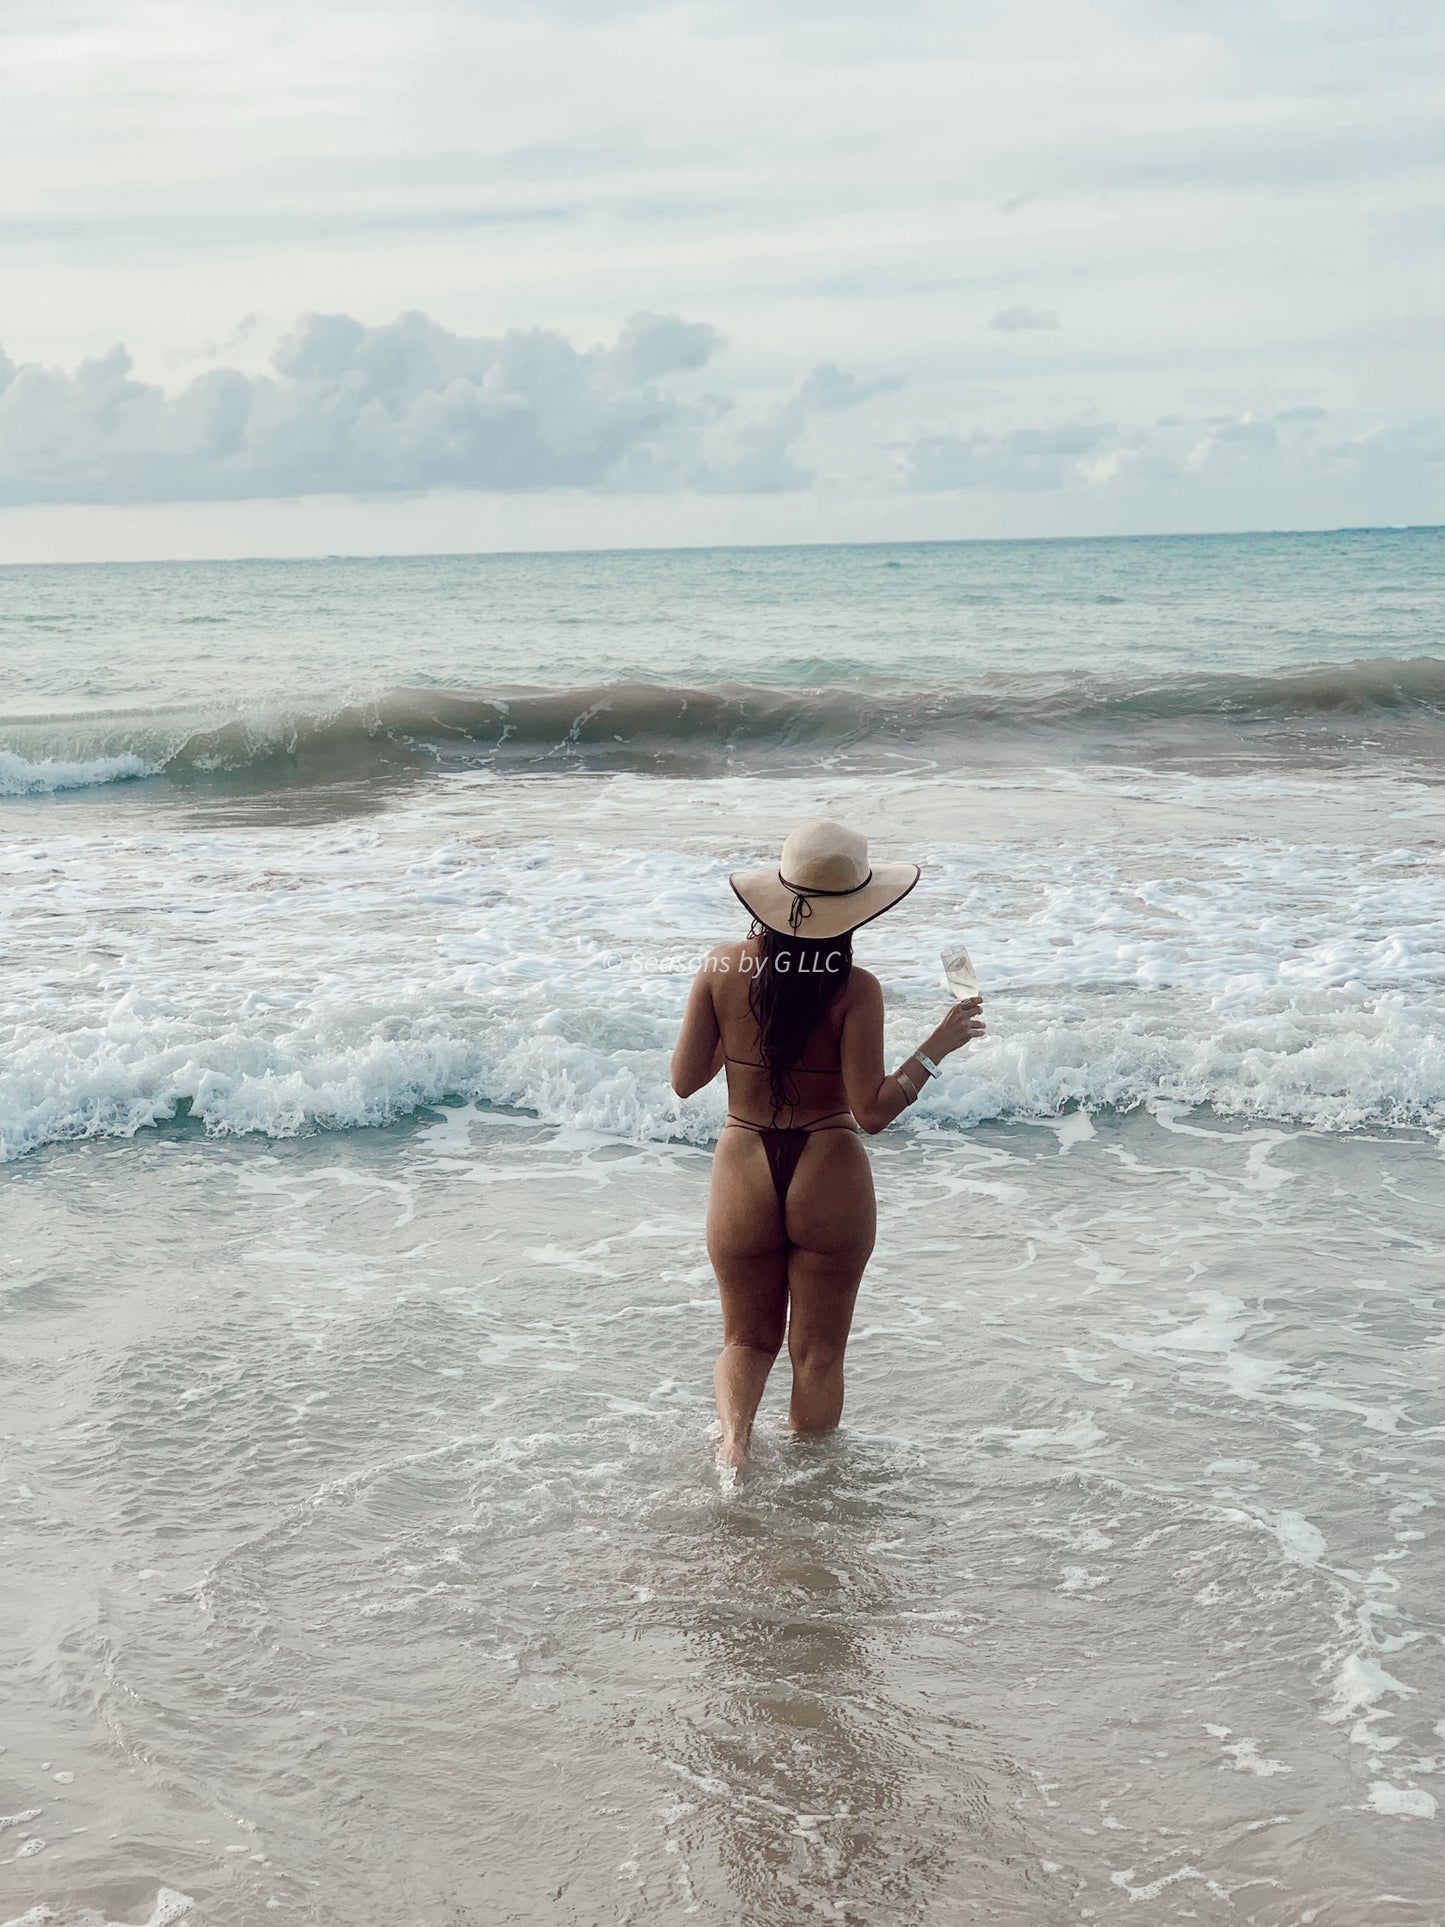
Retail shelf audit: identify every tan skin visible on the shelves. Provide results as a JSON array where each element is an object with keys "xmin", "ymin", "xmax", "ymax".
[{"xmin": 671, "ymin": 933, "xmax": 986, "ymax": 1471}]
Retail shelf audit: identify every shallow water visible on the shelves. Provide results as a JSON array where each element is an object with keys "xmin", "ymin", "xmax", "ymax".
[{"xmin": 3, "ymin": 1107, "xmax": 1441, "ymax": 1925}]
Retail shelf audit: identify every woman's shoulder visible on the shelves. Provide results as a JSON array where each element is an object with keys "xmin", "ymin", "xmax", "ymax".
[
  {"xmin": 697, "ymin": 938, "xmax": 748, "ymax": 974},
  {"xmin": 843, "ymin": 965, "xmax": 883, "ymax": 1010}
]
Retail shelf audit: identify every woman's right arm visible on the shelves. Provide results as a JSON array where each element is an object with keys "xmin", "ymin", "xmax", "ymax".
[
  {"xmin": 670, "ymin": 956, "xmax": 726, "ymax": 1098},
  {"xmin": 840, "ymin": 972, "xmax": 985, "ymax": 1135}
]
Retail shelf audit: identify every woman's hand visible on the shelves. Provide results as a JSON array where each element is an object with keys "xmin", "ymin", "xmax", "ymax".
[{"xmin": 925, "ymin": 996, "xmax": 986, "ymax": 1061}]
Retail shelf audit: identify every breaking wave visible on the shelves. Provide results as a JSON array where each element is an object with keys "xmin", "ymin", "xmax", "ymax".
[
  {"xmin": 3, "ymin": 816, "xmax": 1442, "ymax": 1160},
  {"xmin": 0, "ymin": 749, "xmax": 159, "ymax": 797},
  {"xmin": 4, "ymin": 655, "xmax": 1445, "ymax": 794}
]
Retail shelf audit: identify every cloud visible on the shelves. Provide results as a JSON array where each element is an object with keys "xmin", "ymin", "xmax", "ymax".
[
  {"xmin": 0, "ymin": 309, "xmax": 884, "ymax": 504},
  {"xmin": 905, "ymin": 423, "xmax": 1115, "ymax": 491},
  {"xmin": 606, "ymin": 311, "xmax": 722, "ymax": 383},
  {"xmin": 989, "ymin": 305, "xmax": 1059, "ymax": 333},
  {"xmin": 693, "ymin": 363, "xmax": 901, "ymax": 494},
  {"xmin": 1182, "ymin": 411, "xmax": 1279, "ymax": 473},
  {"xmin": 8, "ymin": 0, "xmax": 1443, "ymax": 552},
  {"xmin": 905, "ymin": 404, "xmax": 1445, "ymax": 502},
  {"xmin": 1323, "ymin": 416, "xmax": 1445, "ymax": 479}
]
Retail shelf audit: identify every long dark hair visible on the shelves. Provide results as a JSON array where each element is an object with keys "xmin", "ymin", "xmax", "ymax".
[{"xmin": 746, "ymin": 924, "xmax": 853, "ymax": 1118}]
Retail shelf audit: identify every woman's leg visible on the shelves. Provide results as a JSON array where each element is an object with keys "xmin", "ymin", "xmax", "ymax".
[
  {"xmin": 782, "ymin": 1132, "xmax": 876, "ymax": 1435},
  {"xmin": 706, "ymin": 1131, "xmax": 789, "ymax": 1470}
]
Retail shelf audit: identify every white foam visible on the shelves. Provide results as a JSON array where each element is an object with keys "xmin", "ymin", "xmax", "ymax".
[
  {"xmin": 1270, "ymin": 1511, "xmax": 1328, "ymax": 1569},
  {"xmin": 2, "ymin": 781, "xmax": 1443, "ymax": 1159},
  {"xmin": 999, "ymin": 1415, "xmax": 1108, "ymax": 1457},
  {"xmin": 1047, "ymin": 1109, "xmax": 1096, "ymax": 1152},
  {"xmin": 1325, "ymin": 1653, "xmax": 1417, "ymax": 1724},
  {"xmin": 1203, "ymin": 1725, "xmax": 1292, "ymax": 1776},
  {"xmin": 1057, "ymin": 1565, "xmax": 1109, "ymax": 1593},
  {"xmin": 1108, "ymin": 1864, "xmax": 1232, "ymax": 1904},
  {"xmin": 1366, "ymin": 1783, "xmax": 1437, "ymax": 1819},
  {"xmin": 0, "ymin": 751, "xmax": 157, "ymax": 797}
]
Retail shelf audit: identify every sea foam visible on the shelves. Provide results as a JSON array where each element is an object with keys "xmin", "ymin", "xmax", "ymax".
[
  {"xmin": 0, "ymin": 750, "xmax": 158, "ymax": 797},
  {"xmin": 2, "ymin": 776, "xmax": 1442, "ymax": 1159}
]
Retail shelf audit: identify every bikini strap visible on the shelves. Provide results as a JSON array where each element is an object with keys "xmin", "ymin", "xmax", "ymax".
[
  {"xmin": 724, "ymin": 1056, "xmax": 838, "ymax": 1073},
  {"xmin": 724, "ymin": 1110, "xmax": 856, "ymax": 1134}
]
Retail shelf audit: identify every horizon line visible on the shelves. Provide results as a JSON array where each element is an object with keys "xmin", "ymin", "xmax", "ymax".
[{"xmin": 1, "ymin": 520, "xmax": 1441, "ymax": 572}]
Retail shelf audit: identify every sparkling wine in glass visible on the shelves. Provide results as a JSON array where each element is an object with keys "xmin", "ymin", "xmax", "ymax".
[{"xmin": 941, "ymin": 943, "xmax": 980, "ymax": 1002}]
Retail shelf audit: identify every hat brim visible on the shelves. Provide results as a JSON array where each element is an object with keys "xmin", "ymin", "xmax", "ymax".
[{"xmin": 729, "ymin": 861, "xmax": 920, "ymax": 939}]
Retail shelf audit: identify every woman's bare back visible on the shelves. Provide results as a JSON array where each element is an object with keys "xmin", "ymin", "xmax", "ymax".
[{"xmin": 709, "ymin": 937, "xmax": 861, "ymax": 1128}]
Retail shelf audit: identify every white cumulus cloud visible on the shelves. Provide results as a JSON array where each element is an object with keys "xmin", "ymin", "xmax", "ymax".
[
  {"xmin": 0, "ymin": 310, "xmax": 883, "ymax": 505},
  {"xmin": 903, "ymin": 406, "xmax": 1445, "ymax": 516},
  {"xmin": 905, "ymin": 424, "xmax": 1115, "ymax": 492}
]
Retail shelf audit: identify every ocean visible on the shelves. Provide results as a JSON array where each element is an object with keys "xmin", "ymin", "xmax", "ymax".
[{"xmin": 2, "ymin": 530, "xmax": 1443, "ymax": 1925}]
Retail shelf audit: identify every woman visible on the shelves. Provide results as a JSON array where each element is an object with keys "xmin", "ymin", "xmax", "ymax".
[{"xmin": 671, "ymin": 819, "xmax": 986, "ymax": 1471}]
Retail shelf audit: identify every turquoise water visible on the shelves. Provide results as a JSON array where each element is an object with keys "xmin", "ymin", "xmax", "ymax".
[
  {"xmin": 4, "ymin": 528, "xmax": 1443, "ymax": 717},
  {"xmin": 3, "ymin": 527, "xmax": 1444, "ymax": 793}
]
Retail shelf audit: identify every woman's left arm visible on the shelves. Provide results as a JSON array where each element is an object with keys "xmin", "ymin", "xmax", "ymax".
[{"xmin": 670, "ymin": 957, "xmax": 725, "ymax": 1098}]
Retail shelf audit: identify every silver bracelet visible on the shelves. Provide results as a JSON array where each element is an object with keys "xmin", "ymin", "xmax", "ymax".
[
  {"xmin": 915, "ymin": 1048, "xmax": 941, "ymax": 1078},
  {"xmin": 894, "ymin": 1067, "xmax": 919, "ymax": 1104}
]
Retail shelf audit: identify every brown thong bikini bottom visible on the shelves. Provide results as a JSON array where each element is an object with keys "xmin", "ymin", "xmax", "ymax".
[{"xmin": 724, "ymin": 1110, "xmax": 857, "ymax": 1211}]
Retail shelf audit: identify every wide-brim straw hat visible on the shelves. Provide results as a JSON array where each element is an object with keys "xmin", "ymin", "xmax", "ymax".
[{"xmin": 730, "ymin": 819, "xmax": 920, "ymax": 940}]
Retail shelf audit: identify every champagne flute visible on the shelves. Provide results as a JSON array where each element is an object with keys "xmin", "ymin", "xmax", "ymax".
[{"xmin": 941, "ymin": 943, "xmax": 980, "ymax": 1002}]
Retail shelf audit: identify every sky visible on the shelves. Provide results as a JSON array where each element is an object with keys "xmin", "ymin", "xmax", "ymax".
[{"xmin": 1, "ymin": 0, "xmax": 1441, "ymax": 561}]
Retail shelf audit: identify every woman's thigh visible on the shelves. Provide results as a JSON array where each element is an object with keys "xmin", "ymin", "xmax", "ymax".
[
  {"xmin": 785, "ymin": 1132, "xmax": 876, "ymax": 1351},
  {"xmin": 707, "ymin": 1129, "xmax": 789, "ymax": 1349}
]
